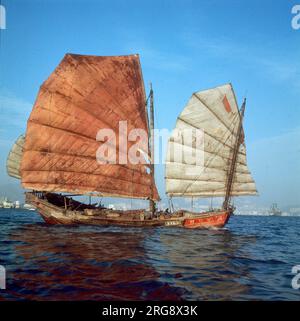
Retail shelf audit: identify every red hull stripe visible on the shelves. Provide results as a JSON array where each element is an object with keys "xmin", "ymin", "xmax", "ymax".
[{"xmin": 184, "ymin": 212, "xmax": 230, "ymax": 229}]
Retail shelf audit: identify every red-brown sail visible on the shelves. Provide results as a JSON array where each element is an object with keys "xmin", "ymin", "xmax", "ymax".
[{"xmin": 21, "ymin": 54, "xmax": 159, "ymax": 200}]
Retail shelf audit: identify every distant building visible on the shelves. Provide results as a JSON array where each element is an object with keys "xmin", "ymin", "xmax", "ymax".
[{"xmin": 1, "ymin": 198, "xmax": 14, "ymax": 209}]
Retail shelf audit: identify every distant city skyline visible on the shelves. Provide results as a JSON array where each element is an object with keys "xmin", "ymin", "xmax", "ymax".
[{"xmin": 0, "ymin": 0, "xmax": 299, "ymax": 210}]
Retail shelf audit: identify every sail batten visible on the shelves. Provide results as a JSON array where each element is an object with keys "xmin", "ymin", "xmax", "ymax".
[
  {"xmin": 165, "ymin": 83, "xmax": 257, "ymax": 198},
  {"xmin": 38, "ymin": 84, "xmax": 146, "ymax": 131},
  {"xmin": 22, "ymin": 150, "xmax": 150, "ymax": 173},
  {"xmin": 177, "ymin": 116, "xmax": 247, "ymax": 155},
  {"xmin": 166, "ymin": 161, "xmax": 250, "ymax": 174},
  {"xmin": 168, "ymin": 141, "xmax": 248, "ymax": 166},
  {"xmin": 22, "ymin": 168, "xmax": 152, "ymax": 187},
  {"xmin": 26, "ymin": 119, "xmax": 149, "ymax": 161},
  {"xmin": 21, "ymin": 54, "xmax": 159, "ymax": 200},
  {"xmin": 22, "ymin": 183, "xmax": 152, "ymax": 200}
]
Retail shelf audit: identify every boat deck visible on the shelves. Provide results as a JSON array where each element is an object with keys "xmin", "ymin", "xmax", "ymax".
[{"xmin": 25, "ymin": 192, "xmax": 231, "ymax": 229}]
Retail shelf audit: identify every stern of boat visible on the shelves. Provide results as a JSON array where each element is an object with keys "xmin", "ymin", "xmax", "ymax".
[{"xmin": 183, "ymin": 210, "xmax": 231, "ymax": 229}]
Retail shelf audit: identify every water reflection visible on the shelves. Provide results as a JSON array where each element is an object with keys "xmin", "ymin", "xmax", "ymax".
[
  {"xmin": 1, "ymin": 211, "xmax": 300, "ymax": 300},
  {"xmin": 3, "ymin": 224, "xmax": 186, "ymax": 300},
  {"xmin": 145, "ymin": 227, "xmax": 257, "ymax": 300}
]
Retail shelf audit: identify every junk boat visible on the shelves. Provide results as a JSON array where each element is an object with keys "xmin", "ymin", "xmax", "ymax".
[{"xmin": 6, "ymin": 54, "xmax": 257, "ymax": 228}]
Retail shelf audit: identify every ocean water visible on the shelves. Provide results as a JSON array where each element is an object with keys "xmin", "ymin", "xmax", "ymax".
[{"xmin": 0, "ymin": 209, "xmax": 299, "ymax": 301}]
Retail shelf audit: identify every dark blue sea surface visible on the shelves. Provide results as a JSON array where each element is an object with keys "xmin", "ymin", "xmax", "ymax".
[{"xmin": 0, "ymin": 209, "xmax": 300, "ymax": 300}]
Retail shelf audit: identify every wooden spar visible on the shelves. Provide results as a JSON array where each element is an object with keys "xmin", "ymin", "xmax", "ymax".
[
  {"xmin": 64, "ymin": 197, "xmax": 67, "ymax": 210},
  {"xmin": 223, "ymin": 98, "xmax": 246, "ymax": 210},
  {"xmin": 149, "ymin": 83, "xmax": 156, "ymax": 215}
]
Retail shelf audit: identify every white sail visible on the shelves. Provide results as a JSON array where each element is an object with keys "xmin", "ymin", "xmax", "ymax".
[
  {"xmin": 6, "ymin": 135, "xmax": 25, "ymax": 179},
  {"xmin": 165, "ymin": 83, "xmax": 257, "ymax": 197}
]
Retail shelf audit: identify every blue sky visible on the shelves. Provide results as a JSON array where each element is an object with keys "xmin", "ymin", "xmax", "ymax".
[{"xmin": 0, "ymin": 0, "xmax": 299, "ymax": 209}]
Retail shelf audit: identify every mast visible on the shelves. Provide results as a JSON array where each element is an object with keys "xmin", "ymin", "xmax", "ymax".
[
  {"xmin": 149, "ymin": 83, "xmax": 156, "ymax": 215},
  {"xmin": 223, "ymin": 98, "xmax": 246, "ymax": 210}
]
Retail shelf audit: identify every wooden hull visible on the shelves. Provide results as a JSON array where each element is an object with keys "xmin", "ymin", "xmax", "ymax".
[
  {"xmin": 25, "ymin": 192, "xmax": 231, "ymax": 229},
  {"xmin": 183, "ymin": 211, "xmax": 230, "ymax": 229}
]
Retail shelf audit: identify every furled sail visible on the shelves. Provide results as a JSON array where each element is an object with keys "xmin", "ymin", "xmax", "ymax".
[
  {"xmin": 21, "ymin": 54, "xmax": 159, "ymax": 200},
  {"xmin": 7, "ymin": 135, "xmax": 25, "ymax": 179},
  {"xmin": 165, "ymin": 83, "xmax": 257, "ymax": 197}
]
